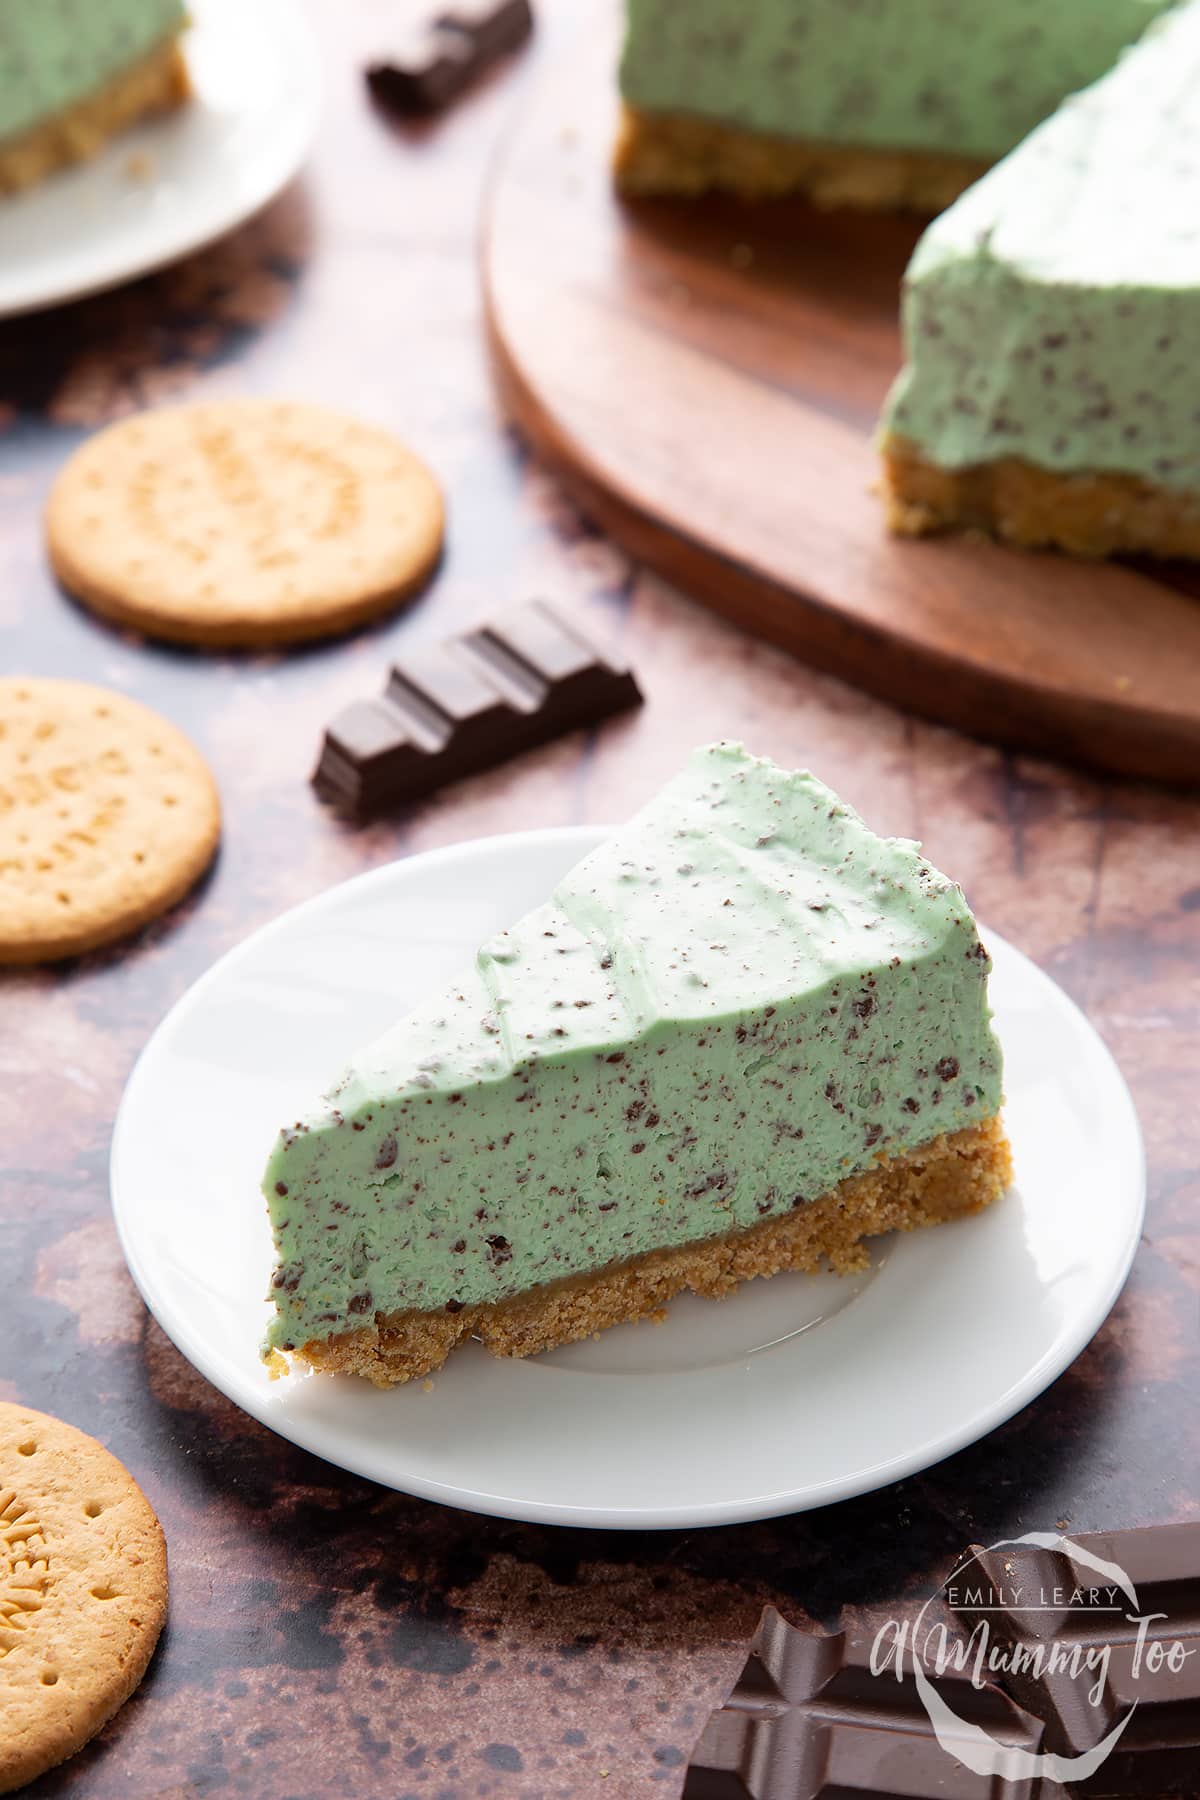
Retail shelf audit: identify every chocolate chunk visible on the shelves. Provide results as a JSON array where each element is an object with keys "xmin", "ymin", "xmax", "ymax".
[
  {"xmin": 684, "ymin": 1606, "xmax": 1043, "ymax": 1798},
  {"xmin": 366, "ymin": 27, "xmax": 477, "ymax": 117},
  {"xmin": 438, "ymin": 0, "xmax": 533, "ymax": 60},
  {"xmin": 366, "ymin": 1, "xmax": 532, "ymax": 119},
  {"xmin": 313, "ymin": 599, "xmax": 642, "ymax": 818},
  {"xmin": 949, "ymin": 1524, "xmax": 1200, "ymax": 1796}
]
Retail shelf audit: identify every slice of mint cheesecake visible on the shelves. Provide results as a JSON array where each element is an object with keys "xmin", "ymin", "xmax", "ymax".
[
  {"xmin": 263, "ymin": 744, "xmax": 1009, "ymax": 1385},
  {"xmin": 881, "ymin": 0, "xmax": 1200, "ymax": 555}
]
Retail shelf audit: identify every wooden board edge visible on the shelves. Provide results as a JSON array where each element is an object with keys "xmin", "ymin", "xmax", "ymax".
[{"xmin": 482, "ymin": 273, "xmax": 1200, "ymax": 788}]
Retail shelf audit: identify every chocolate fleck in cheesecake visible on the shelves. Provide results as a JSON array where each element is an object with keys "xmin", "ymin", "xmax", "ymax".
[
  {"xmin": 882, "ymin": 0, "xmax": 1200, "ymax": 557},
  {"xmin": 262, "ymin": 744, "xmax": 1010, "ymax": 1386},
  {"xmin": 0, "ymin": 0, "xmax": 190, "ymax": 197},
  {"xmin": 614, "ymin": 0, "xmax": 1172, "ymax": 210}
]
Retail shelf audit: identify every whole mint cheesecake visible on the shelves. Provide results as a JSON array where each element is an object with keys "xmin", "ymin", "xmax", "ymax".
[
  {"xmin": 615, "ymin": 0, "xmax": 1172, "ymax": 209},
  {"xmin": 0, "ymin": 0, "xmax": 189, "ymax": 197},
  {"xmin": 882, "ymin": 0, "xmax": 1200, "ymax": 557},
  {"xmin": 262, "ymin": 745, "xmax": 1010, "ymax": 1384}
]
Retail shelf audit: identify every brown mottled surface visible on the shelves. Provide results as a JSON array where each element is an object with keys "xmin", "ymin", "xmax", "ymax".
[{"xmin": 1, "ymin": 5, "xmax": 1197, "ymax": 1797}]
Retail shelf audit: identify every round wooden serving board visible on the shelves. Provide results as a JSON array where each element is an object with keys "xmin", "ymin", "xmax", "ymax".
[{"xmin": 483, "ymin": 6, "xmax": 1200, "ymax": 783}]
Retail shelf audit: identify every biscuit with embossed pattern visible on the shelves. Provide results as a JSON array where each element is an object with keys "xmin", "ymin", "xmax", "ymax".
[
  {"xmin": 0, "ymin": 678, "xmax": 220, "ymax": 964},
  {"xmin": 46, "ymin": 399, "xmax": 445, "ymax": 648},
  {"xmin": 0, "ymin": 1403, "xmax": 168, "ymax": 1795}
]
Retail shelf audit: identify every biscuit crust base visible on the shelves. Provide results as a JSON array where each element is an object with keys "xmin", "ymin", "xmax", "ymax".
[
  {"xmin": 0, "ymin": 38, "xmax": 190, "ymax": 198},
  {"xmin": 614, "ymin": 104, "xmax": 987, "ymax": 211},
  {"xmin": 883, "ymin": 433, "xmax": 1200, "ymax": 558},
  {"xmin": 287, "ymin": 1115, "xmax": 1011, "ymax": 1388}
]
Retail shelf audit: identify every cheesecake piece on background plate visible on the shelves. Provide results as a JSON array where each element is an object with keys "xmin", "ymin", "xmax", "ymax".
[{"xmin": 0, "ymin": 0, "xmax": 189, "ymax": 196}]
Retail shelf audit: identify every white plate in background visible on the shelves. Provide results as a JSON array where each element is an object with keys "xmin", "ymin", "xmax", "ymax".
[{"xmin": 0, "ymin": 0, "xmax": 320, "ymax": 317}]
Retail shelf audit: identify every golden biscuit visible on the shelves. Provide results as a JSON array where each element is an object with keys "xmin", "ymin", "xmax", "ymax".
[
  {"xmin": 47, "ymin": 399, "xmax": 445, "ymax": 647},
  {"xmin": 0, "ymin": 678, "xmax": 220, "ymax": 963},
  {"xmin": 0, "ymin": 1404, "xmax": 168, "ymax": 1795}
]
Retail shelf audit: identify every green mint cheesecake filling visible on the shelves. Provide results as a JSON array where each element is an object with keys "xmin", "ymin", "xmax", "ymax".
[
  {"xmin": 882, "ymin": 0, "xmax": 1200, "ymax": 488},
  {"xmin": 0, "ymin": 0, "xmax": 186, "ymax": 144},
  {"xmin": 619, "ymin": 0, "xmax": 1173, "ymax": 161},
  {"xmin": 263, "ymin": 745, "xmax": 1002, "ymax": 1355}
]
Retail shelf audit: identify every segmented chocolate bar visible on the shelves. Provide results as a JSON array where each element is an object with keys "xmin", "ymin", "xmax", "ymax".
[
  {"xmin": 950, "ymin": 1524, "xmax": 1200, "ymax": 1798},
  {"xmin": 366, "ymin": 28, "xmax": 477, "ymax": 117},
  {"xmin": 684, "ymin": 1605, "xmax": 1043, "ymax": 1799},
  {"xmin": 366, "ymin": 1, "xmax": 533, "ymax": 118},
  {"xmin": 438, "ymin": 0, "xmax": 533, "ymax": 59},
  {"xmin": 313, "ymin": 599, "xmax": 641, "ymax": 816}
]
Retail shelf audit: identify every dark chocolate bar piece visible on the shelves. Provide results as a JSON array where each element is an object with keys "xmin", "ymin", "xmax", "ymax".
[
  {"xmin": 365, "ymin": 27, "xmax": 477, "ymax": 117},
  {"xmin": 313, "ymin": 599, "xmax": 641, "ymax": 817},
  {"xmin": 949, "ymin": 1524, "xmax": 1200, "ymax": 1797},
  {"xmin": 684, "ymin": 1606, "xmax": 1044, "ymax": 1799},
  {"xmin": 438, "ymin": 0, "xmax": 533, "ymax": 59},
  {"xmin": 366, "ymin": 1, "xmax": 532, "ymax": 119}
]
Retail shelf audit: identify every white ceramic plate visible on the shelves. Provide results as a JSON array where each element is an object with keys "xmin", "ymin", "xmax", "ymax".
[
  {"xmin": 0, "ymin": 0, "xmax": 320, "ymax": 318},
  {"xmin": 111, "ymin": 827, "xmax": 1145, "ymax": 1529}
]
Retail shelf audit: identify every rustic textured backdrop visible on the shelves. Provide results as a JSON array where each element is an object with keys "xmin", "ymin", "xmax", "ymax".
[{"xmin": 2, "ymin": 4, "xmax": 1198, "ymax": 1795}]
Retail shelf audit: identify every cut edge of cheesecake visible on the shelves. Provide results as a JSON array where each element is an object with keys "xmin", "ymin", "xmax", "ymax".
[
  {"xmin": 273, "ymin": 1115, "xmax": 1011, "ymax": 1388},
  {"xmin": 613, "ymin": 104, "xmax": 988, "ymax": 211},
  {"xmin": 0, "ymin": 35, "xmax": 190, "ymax": 198},
  {"xmin": 882, "ymin": 431, "xmax": 1200, "ymax": 559}
]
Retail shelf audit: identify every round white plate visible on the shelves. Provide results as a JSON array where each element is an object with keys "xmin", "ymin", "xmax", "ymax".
[
  {"xmin": 112, "ymin": 827, "xmax": 1145, "ymax": 1529},
  {"xmin": 0, "ymin": 0, "xmax": 321, "ymax": 318}
]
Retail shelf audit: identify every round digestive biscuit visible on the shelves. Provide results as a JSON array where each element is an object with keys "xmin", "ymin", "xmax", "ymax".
[
  {"xmin": 0, "ymin": 1404, "xmax": 168, "ymax": 1796},
  {"xmin": 0, "ymin": 679, "xmax": 220, "ymax": 964},
  {"xmin": 46, "ymin": 399, "xmax": 445, "ymax": 648}
]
